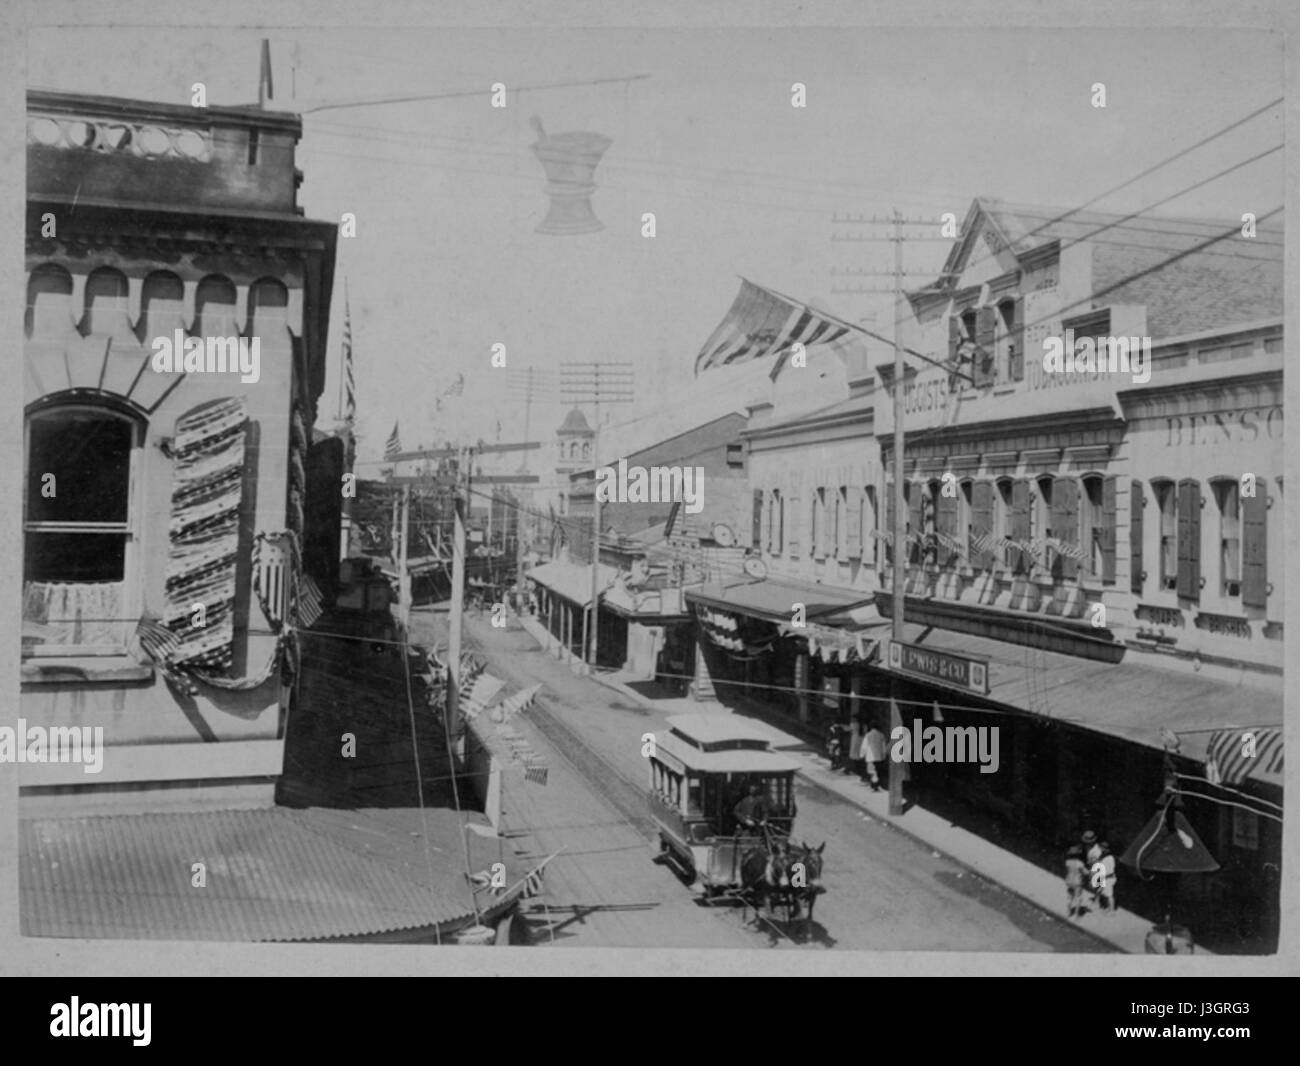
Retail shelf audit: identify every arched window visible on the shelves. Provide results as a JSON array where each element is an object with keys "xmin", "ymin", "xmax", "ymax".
[
  {"xmin": 862, "ymin": 485, "xmax": 877, "ymax": 568},
  {"xmin": 994, "ymin": 478, "xmax": 1014, "ymax": 569},
  {"xmin": 196, "ymin": 275, "xmax": 237, "ymax": 336},
  {"xmin": 27, "ymin": 265, "xmax": 73, "ymax": 339},
  {"xmin": 140, "ymin": 271, "xmax": 185, "ymax": 341},
  {"xmin": 84, "ymin": 267, "xmax": 131, "ymax": 337},
  {"xmin": 1034, "ymin": 475, "xmax": 1054, "ymax": 573},
  {"xmin": 23, "ymin": 399, "xmax": 143, "ymax": 653},
  {"xmin": 248, "ymin": 277, "xmax": 289, "ymax": 340},
  {"xmin": 581, "ymin": 441, "xmax": 590, "ymax": 461}
]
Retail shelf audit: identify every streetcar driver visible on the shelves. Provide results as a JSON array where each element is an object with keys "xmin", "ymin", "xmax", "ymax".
[{"xmin": 732, "ymin": 783, "xmax": 769, "ymax": 837}]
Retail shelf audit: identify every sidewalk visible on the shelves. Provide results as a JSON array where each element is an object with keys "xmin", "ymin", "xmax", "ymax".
[{"xmin": 516, "ymin": 611, "xmax": 1205, "ymax": 956}]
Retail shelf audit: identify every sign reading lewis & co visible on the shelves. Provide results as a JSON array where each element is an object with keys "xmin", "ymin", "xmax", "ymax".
[{"xmin": 888, "ymin": 640, "xmax": 990, "ymax": 695}]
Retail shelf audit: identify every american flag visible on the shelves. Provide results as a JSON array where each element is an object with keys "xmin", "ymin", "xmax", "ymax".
[
  {"xmin": 523, "ymin": 762, "xmax": 549, "ymax": 786},
  {"xmin": 519, "ymin": 853, "xmax": 559, "ymax": 898},
  {"xmin": 342, "ymin": 291, "xmax": 356, "ymax": 424},
  {"xmin": 1205, "ymin": 727, "xmax": 1283, "ymax": 786},
  {"xmin": 694, "ymin": 278, "xmax": 850, "ymax": 376},
  {"xmin": 297, "ymin": 575, "xmax": 324, "ymax": 629},
  {"xmin": 384, "ymin": 421, "xmax": 402, "ymax": 460}
]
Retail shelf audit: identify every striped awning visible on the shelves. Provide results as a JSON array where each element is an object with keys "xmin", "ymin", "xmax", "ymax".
[{"xmin": 694, "ymin": 278, "xmax": 850, "ymax": 375}]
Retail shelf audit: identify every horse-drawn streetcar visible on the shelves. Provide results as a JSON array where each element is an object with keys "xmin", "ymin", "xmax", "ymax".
[{"xmin": 648, "ymin": 715, "xmax": 822, "ymax": 919}]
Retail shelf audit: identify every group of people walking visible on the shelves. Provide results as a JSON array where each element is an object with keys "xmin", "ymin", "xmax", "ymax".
[
  {"xmin": 826, "ymin": 716, "xmax": 889, "ymax": 792},
  {"xmin": 1065, "ymin": 828, "xmax": 1117, "ymax": 918}
]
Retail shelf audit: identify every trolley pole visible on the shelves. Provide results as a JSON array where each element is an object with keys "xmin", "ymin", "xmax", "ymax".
[{"xmin": 447, "ymin": 446, "xmax": 469, "ymax": 745}]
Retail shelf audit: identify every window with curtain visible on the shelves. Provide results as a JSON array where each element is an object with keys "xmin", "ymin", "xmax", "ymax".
[
  {"xmin": 1212, "ymin": 478, "xmax": 1241, "ymax": 598},
  {"xmin": 1153, "ymin": 479, "xmax": 1177, "ymax": 590},
  {"xmin": 23, "ymin": 403, "xmax": 141, "ymax": 654}
]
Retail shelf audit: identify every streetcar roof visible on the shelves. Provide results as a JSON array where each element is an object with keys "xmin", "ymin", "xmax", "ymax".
[
  {"xmin": 656, "ymin": 719, "xmax": 802, "ymax": 774},
  {"xmin": 666, "ymin": 714, "xmax": 780, "ymax": 749}
]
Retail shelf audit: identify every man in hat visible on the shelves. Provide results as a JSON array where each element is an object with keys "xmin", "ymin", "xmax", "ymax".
[
  {"xmin": 1064, "ymin": 845, "xmax": 1087, "ymax": 917},
  {"xmin": 733, "ymin": 783, "xmax": 769, "ymax": 838}
]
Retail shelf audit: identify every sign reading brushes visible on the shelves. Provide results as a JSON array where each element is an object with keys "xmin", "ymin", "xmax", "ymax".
[{"xmin": 888, "ymin": 640, "xmax": 990, "ymax": 695}]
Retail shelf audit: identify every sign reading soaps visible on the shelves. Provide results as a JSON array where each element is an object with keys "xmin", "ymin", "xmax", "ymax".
[{"xmin": 888, "ymin": 640, "xmax": 990, "ymax": 695}]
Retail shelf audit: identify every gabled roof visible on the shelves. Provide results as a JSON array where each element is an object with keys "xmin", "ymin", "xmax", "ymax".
[{"xmin": 912, "ymin": 197, "xmax": 1283, "ymax": 339}]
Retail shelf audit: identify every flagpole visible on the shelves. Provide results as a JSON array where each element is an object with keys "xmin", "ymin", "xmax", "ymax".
[{"xmin": 337, "ymin": 277, "xmax": 348, "ymax": 422}]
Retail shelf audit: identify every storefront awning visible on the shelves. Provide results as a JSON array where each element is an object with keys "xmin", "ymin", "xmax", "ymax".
[
  {"xmin": 687, "ymin": 577, "xmax": 875, "ymax": 624},
  {"xmin": 528, "ymin": 559, "xmax": 619, "ymax": 608},
  {"xmin": 873, "ymin": 623, "xmax": 1283, "ymax": 786}
]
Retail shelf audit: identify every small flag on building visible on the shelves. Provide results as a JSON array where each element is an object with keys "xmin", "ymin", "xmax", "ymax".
[
  {"xmin": 519, "ymin": 853, "xmax": 559, "ymax": 898},
  {"xmin": 523, "ymin": 761, "xmax": 549, "ymax": 786},
  {"xmin": 384, "ymin": 421, "xmax": 402, "ymax": 460},
  {"xmin": 1205, "ymin": 727, "xmax": 1283, "ymax": 786},
  {"xmin": 342, "ymin": 290, "xmax": 356, "ymax": 424},
  {"xmin": 297, "ymin": 575, "xmax": 324, "ymax": 629},
  {"xmin": 694, "ymin": 278, "xmax": 851, "ymax": 376}
]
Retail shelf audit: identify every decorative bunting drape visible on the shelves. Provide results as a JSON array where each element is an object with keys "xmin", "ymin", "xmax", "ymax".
[{"xmin": 164, "ymin": 397, "xmax": 247, "ymax": 672}]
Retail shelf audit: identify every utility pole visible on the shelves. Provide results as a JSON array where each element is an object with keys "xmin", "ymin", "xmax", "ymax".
[
  {"xmin": 560, "ymin": 361, "xmax": 634, "ymax": 671},
  {"xmin": 829, "ymin": 210, "xmax": 971, "ymax": 816},
  {"xmin": 398, "ymin": 483, "xmax": 412, "ymax": 630},
  {"xmin": 446, "ymin": 445, "xmax": 470, "ymax": 746}
]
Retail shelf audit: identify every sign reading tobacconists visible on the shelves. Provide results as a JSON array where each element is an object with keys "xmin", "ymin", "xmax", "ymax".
[{"xmin": 887, "ymin": 640, "xmax": 990, "ymax": 695}]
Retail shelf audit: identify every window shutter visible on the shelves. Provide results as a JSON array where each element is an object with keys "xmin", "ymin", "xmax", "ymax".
[
  {"xmin": 1052, "ymin": 477, "xmax": 1079, "ymax": 580},
  {"xmin": 885, "ymin": 483, "xmax": 895, "ymax": 562},
  {"xmin": 908, "ymin": 484, "xmax": 924, "ymax": 561},
  {"xmin": 1176, "ymin": 478, "xmax": 1201, "ymax": 600},
  {"xmin": 1009, "ymin": 297, "xmax": 1025, "ymax": 381},
  {"xmin": 846, "ymin": 487, "xmax": 863, "ymax": 559},
  {"xmin": 971, "ymin": 480, "xmax": 993, "ymax": 569},
  {"xmin": 936, "ymin": 490, "xmax": 959, "ymax": 565},
  {"xmin": 1242, "ymin": 486, "xmax": 1268, "ymax": 608},
  {"xmin": 777, "ymin": 493, "xmax": 785, "ymax": 553},
  {"xmin": 752, "ymin": 489, "xmax": 764, "ymax": 549},
  {"xmin": 787, "ymin": 485, "xmax": 802, "ymax": 557},
  {"xmin": 1129, "ymin": 480, "xmax": 1144, "ymax": 594},
  {"xmin": 974, "ymin": 305, "xmax": 997, "ymax": 386},
  {"xmin": 948, "ymin": 315, "xmax": 961, "ymax": 364},
  {"xmin": 1011, "ymin": 479, "xmax": 1031, "ymax": 572},
  {"xmin": 1100, "ymin": 475, "xmax": 1117, "ymax": 584},
  {"xmin": 814, "ymin": 490, "xmax": 829, "ymax": 560}
]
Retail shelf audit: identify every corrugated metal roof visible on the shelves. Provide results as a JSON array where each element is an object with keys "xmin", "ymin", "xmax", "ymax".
[{"xmin": 21, "ymin": 807, "xmax": 516, "ymax": 941}]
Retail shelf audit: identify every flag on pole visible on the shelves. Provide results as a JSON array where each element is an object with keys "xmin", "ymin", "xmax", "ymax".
[
  {"xmin": 1205, "ymin": 727, "xmax": 1283, "ymax": 785},
  {"xmin": 258, "ymin": 39, "xmax": 273, "ymax": 107},
  {"xmin": 297, "ymin": 575, "xmax": 324, "ymax": 628},
  {"xmin": 384, "ymin": 421, "xmax": 402, "ymax": 460},
  {"xmin": 523, "ymin": 760, "xmax": 549, "ymax": 786},
  {"xmin": 694, "ymin": 278, "xmax": 850, "ymax": 375},
  {"xmin": 519, "ymin": 853, "xmax": 559, "ymax": 898},
  {"xmin": 342, "ymin": 293, "xmax": 356, "ymax": 424}
]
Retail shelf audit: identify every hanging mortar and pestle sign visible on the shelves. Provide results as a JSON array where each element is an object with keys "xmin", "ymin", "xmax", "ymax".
[{"xmin": 530, "ymin": 116, "xmax": 612, "ymax": 235}]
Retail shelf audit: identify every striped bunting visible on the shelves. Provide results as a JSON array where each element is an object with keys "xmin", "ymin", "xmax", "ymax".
[
  {"xmin": 1205, "ymin": 728, "xmax": 1284, "ymax": 786},
  {"xmin": 694, "ymin": 278, "xmax": 850, "ymax": 375},
  {"xmin": 460, "ymin": 673, "xmax": 506, "ymax": 721},
  {"xmin": 492, "ymin": 683, "xmax": 543, "ymax": 723},
  {"xmin": 164, "ymin": 397, "xmax": 247, "ymax": 671}
]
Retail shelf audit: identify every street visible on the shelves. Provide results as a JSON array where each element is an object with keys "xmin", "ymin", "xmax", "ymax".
[{"xmin": 411, "ymin": 606, "xmax": 1110, "ymax": 952}]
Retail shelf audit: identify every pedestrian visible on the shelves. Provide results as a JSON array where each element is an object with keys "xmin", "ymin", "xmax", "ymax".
[
  {"xmin": 848, "ymin": 716, "xmax": 864, "ymax": 777},
  {"xmin": 826, "ymin": 722, "xmax": 845, "ymax": 772},
  {"xmin": 1095, "ymin": 842, "xmax": 1117, "ymax": 916},
  {"xmin": 1064, "ymin": 844, "xmax": 1086, "ymax": 917},
  {"xmin": 863, "ymin": 720, "xmax": 888, "ymax": 791},
  {"xmin": 1082, "ymin": 829, "xmax": 1101, "ymax": 867}
]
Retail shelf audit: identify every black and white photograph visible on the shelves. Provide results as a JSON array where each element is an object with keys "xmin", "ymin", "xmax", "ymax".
[{"xmin": 4, "ymin": 2, "xmax": 1295, "ymax": 987}]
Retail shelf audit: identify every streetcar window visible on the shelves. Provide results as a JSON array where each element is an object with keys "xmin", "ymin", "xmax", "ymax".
[{"xmin": 686, "ymin": 777, "xmax": 703, "ymax": 815}]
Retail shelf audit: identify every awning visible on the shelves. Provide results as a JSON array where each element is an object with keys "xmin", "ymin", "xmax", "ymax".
[
  {"xmin": 528, "ymin": 559, "xmax": 619, "ymax": 607},
  {"xmin": 687, "ymin": 577, "xmax": 875, "ymax": 624},
  {"xmin": 870, "ymin": 623, "xmax": 1283, "ymax": 786}
]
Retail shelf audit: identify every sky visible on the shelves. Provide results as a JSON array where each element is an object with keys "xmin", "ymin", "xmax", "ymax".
[{"xmin": 28, "ymin": 26, "xmax": 1284, "ymax": 471}]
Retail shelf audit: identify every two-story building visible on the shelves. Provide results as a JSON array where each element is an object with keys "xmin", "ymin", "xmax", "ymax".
[{"xmin": 21, "ymin": 89, "xmax": 339, "ymax": 811}]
